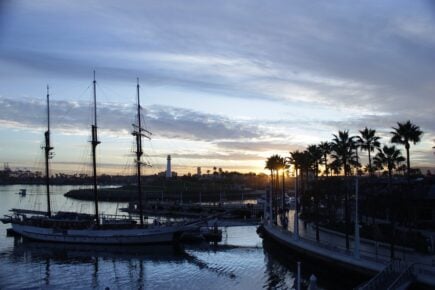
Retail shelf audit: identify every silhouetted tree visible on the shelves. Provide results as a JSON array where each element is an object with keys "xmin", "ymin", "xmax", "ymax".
[
  {"xmin": 374, "ymin": 145, "xmax": 405, "ymax": 259},
  {"xmin": 358, "ymin": 127, "xmax": 381, "ymax": 176},
  {"xmin": 331, "ymin": 130, "xmax": 358, "ymax": 250},
  {"xmin": 319, "ymin": 141, "xmax": 332, "ymax": 176},
  {"xmin": 265, "ymin": 154, "xmax": 285, "ymax": 220},
  {"xmin": 391, "ymin": 121, "xmax": 423, "ymax": 180},
  {"xmin": 308, "ymin": 144, "xmax": 323, "ymax": 178},
  {"xmin": 374, "ymin": 145, "xmax": 405, "ymax": 184}
]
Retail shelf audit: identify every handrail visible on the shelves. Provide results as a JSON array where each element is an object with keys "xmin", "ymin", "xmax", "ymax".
[
  {"xmin": 287, "ymin": 228, "xmax": 390, "ymax": 264},
  {"xmin": 355, "ymin": 259, "xmax": 406, "ymax": 290},
  {"xmin": 387, "ymin": 263, "xmax": 415, "ymax": 290},
  {"xmin": 412, "ymin": 262, "xmax": 435, "ymax": 277}
]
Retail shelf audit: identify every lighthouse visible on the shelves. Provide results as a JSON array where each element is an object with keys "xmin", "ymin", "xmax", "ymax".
[{"xmin": 166, "ymin": 155, "xmax": 172, "ymax": 178}]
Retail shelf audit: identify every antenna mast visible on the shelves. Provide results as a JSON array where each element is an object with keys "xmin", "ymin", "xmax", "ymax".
[
  {"xmin": 133, "ymin": 78, "xmax": 151, "ymax": 226},
  {"xmin": 44, "ymin": 85, "xmax": 53, "ymax": 217},
  {"xmin": 91, "ymin": 71, "xmax": 101, "ymax": 226}
]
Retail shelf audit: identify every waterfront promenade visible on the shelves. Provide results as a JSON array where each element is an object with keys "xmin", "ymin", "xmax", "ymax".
[{"xmin": 262, "ymin": 209, "xmax": 435, "ymax": 288}]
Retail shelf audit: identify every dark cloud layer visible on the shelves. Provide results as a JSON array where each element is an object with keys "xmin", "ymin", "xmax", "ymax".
[
  {"xmin": 215, "ymin": 141, "xmax": 295, "ymax": 152},
  {"xmin": 0, "ymin": 96, "xmax": 263, "ymax": 141},
  {"xmin": 149, "ymin": 152, "xmax": 264, "ymax": 162},
  {"xmin": 1, "ymin": 1, "xmax": 434, "ymax": 114}
]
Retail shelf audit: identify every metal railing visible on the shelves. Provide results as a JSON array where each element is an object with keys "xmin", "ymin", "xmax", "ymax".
[
  {"xmin": 387, "ymin": 263, "xmax": 415, "ymax": 290},
  {"xmin": 355, "ymin": 259, "xmax": 408, "ymax": 290}
]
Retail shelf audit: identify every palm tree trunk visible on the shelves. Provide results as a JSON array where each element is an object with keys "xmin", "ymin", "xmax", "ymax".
[
  {"xmin": 344, "ymin": 189, "xmax": 350, "ymax": 250},
  {"xmin": 344, "ymin": 163, "xmax": 350, "ymax": 250},
  {"xmin": 388, "ymin": 167, "xmax": 395, "ymax": 259},
  {"xmin": 275, "ymin": 170, "xmax": 279, "ymax": 220},
  {"xmin": 406, "ymin": 143, "xmax": 410, "ymax": 181},
  {"xmin": 368, "ymin": 148, "xmax": 372, "ymax": 177},
  {"xmin": 270, "ymin": 169, "xmax": 274, "ymax": 222},
  {"xmin": 315, "ymin": 194, "xmax": 320, "ymax": 242},
  {"xmin": 282, "ymin": 170, "xmax": 285, "ymax": 209}
]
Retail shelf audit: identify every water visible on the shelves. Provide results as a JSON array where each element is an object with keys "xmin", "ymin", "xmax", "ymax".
[{"xmin": 0, "ymin": 185, "xmax": 339, "ymax": 290}]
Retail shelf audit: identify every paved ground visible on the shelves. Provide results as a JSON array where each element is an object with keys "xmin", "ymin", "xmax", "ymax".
[{"xmin": 280, "ymin": 210, "xmax": 435, "ymax": 265}]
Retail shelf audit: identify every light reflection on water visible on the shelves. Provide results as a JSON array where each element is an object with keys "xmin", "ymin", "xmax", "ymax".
[{"xmin": 0, "ymin": 185, "xmax": 334, "ymax": 289}]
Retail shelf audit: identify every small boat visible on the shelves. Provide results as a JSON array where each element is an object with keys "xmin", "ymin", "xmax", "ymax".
[
  {"xmin": 3, "ymin": 75, "xmax": 205, "ymax": 244},
  {"xmin": 284, "ymin": 194, "xmax": 296, "ymax": 208},
  {"xmin": 256, "ymin": 195, "xmax": 266, "ymax": 205},
  {"xmin": 179, "ymin": 225, "xmax": 222, "ymax": 243},
  {"xmin": 16, "ymin": 189, "xmax": 26, "ymax": 197}
]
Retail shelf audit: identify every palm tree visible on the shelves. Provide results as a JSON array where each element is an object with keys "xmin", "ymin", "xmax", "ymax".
[
  {"xmin": 391, "ymin": 121, "xmax": 423, "ymax": 179},
  {"xmin": 289, "ymin": 150, "xmax": 303, "ymax": 197},
  {"xmin": 329, "ymin": 159, "xmax": 342, "ymax": 176},
  {"xmin": 374, "ymin": 145, "xmax": 405, "ymax": 185},
  {"xmin": 289, "ymin": 150, "xmax": 309, "ymax": 191},
  {"xmin": 307, "ymin": 144, "xmax": 324, "ymax": 241},
  {"xmin": 265, "ymin": 156, "xmax": 276, "ymax": 221},
  {"xmin": 265, "ymin": 154, "xmax": 285, "ymax": 221},
  {"xmin": 373, "ymin": 145, "xmax": 405, "ymax": 259},
  {"xmin": 331, "ymin": 130, "xmax": 358, "ymax": 250},
  {"xmin": 278, "ymin": 157, "xmax": 290, "ymax": 210},
  {"xmin": 331, "ymin": 130, "xmax": 358, "ymax": 176},
  {"xmin": 359, "ymin": 127, "xmax": 381, "ymax": 176},
  {"xmin": 308, "ymin": 144, "xmax": 323, "ymax": 178},
  {"xmin": 319, "ymin": 141, "xmax": 332, "ymax": 176},
  {"xmin": 354, "ymin": 135, "xmax": 365, "ymax": 175},
  {"xmin": 289, "ymin": 151, "xmax": 308, "ymax": 207}
]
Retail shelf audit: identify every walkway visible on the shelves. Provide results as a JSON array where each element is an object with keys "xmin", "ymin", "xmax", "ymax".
[
  {"xmin": 283, "ymin": 210, "xmax": 434, "ymax": 265},
  {"xmin": 272, "ymin": 210, "xmax": 435, "ymax": 287}
]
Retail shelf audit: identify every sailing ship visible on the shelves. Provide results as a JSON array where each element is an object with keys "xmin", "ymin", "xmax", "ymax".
[{"xmin": 1, "ymin": 73, "xmax": 203, "ymax": 244}]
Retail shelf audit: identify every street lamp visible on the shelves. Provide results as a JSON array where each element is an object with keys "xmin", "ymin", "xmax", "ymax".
[
  {"xmin": 293, "ymin": 166, "xmax": 299, "ymax": 240},
  {"xmin": 354, "ymin": 176, "xmax": 360, "ymax": 259}
]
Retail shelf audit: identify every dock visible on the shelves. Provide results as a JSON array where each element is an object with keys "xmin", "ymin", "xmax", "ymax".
[
  {"xmin": 259, "ymin": 222, "xmax": 435, "ymax": 289},
  {"xmin": 120, "ymin": 201, "xmax": 264, "ymax": 220}
]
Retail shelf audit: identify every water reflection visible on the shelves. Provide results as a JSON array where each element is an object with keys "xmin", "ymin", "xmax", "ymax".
[
  {"xmin": 262, "ymin": 238, "xmax": 368, "ymax": 290},
  {"xmin": 0, "ymin": 185, "xmax": 346, "ymax": 290},
  {"xmin": 7, "ymin": 237, "xmax": 189, "ymax": 289},
  {"xmin": 0, "ymin": 234, "xmax": 353, "ymax": 290},
  {"xmin": 6, "ymin": 237, "xmax": 259, "ymax": 289}
]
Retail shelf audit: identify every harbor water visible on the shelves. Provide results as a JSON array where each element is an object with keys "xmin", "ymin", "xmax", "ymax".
[{"xmin": 0, "ymin": 185, "xmax": 357, "ymax": 289}]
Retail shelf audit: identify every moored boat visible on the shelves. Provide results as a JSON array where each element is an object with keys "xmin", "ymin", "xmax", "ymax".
[
  {"xmin": 16, "ymin": 189, "xmax": 27, "ymax": 197},
  {"xmin": 2, "ymin": 74, "xmax": 204, "ymax": 244}
]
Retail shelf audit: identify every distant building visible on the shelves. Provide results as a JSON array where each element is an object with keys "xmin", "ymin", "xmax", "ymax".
[
  {"xmin": 166, "ymin": 155, "xmax": 172, "ymax": 178},
  {"xmin": 197, "ymin": 167, "xmax": 201, "ymax": 176}
]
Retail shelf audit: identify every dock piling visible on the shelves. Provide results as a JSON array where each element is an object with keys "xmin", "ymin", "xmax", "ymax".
[{"xmin": 297, "ymin": 261, "xmax": 301, "ymax": 290}]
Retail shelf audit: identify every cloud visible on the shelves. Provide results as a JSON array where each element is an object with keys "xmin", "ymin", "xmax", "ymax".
[
  {"xmin": 1, "ymin": 0, "xmax": 434, "ymax": 116},
  {"xmin": 322, "ymin": 114, "xmax": 435, "ymax": 138},
  {"xmin": 0, "ymin": 96, "xmax": 263, "ymax": 141},
  {"xmin": 147, "ymin": 105, "xmax": 262, "ymax": 141},
  {"xmin": 149, "ymin": 152, "xmax": 264, "ymax": 162},
  {"xmin": 215, "ymin": 141, "xmax": 296, "ymax": 153}
]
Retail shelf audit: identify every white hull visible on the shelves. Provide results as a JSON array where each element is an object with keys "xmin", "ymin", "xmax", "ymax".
[{"xmin": 11, "ymin": 223, "xmax": 185, "ymax": 244}]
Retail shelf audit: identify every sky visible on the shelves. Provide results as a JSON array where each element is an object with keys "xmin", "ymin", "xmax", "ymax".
[{"xmin": 0, "ymin": 0, "xmax": 434, "ymax": 175}]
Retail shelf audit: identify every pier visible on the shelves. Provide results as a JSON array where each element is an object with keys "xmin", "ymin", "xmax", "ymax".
[
  {"xmin": 121, "ymin": 201, "xmax": 264, "ymax": 222},
  {"xmin": 259, "ymin": 217, "xmax": 435, "ymax": 289}
]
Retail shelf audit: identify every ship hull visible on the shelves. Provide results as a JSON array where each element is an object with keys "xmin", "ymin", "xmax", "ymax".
[{"xmin": 11, "ymin": 223, "xmax": 182, "ymax": 244}]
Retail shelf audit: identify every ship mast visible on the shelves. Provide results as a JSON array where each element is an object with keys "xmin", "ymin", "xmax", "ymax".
[
  {"xmin": 91, "ymin": 71, "xmax": 101, "ymax": 226},
  {"xmin": 44, "ymin": 85, "xmax": 53, "ymax": 217},
  {"xmin": 133, "ymin": 78, "xmax": 151, "ymax": 226}
]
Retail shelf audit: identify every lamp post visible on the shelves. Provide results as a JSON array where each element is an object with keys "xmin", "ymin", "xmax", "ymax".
[
  {"xmin": 269, "ymin": 172, "xmax": 273, "ymax": 224},
  {"xmin": 354, "ymin": 176, "xmax": 360, "ymax": 259},
  {"xmin": 294, "ymin": 167, "xmax": 299, "ymax": 240}
]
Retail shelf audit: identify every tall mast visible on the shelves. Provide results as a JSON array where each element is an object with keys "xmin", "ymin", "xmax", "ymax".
[
  {"xmin": 91, "ymin": 71, "xmax": 101, "ymax": 226},
  {"xmin": 133, "ymin": 78, "xmax": 151, "ymax": 226},
  {"xmin": 136, "ymin": 78, "xmax": 144, "ymax": 226},
  {"xmin": 44, "ymin": 85, "xmax": 53, "ymax": 217}
]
